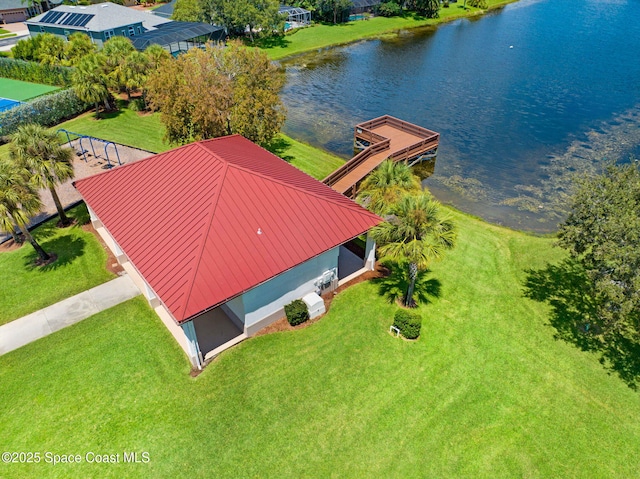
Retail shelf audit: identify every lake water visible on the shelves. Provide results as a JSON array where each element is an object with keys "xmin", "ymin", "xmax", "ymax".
[{"xmin": 281, "ymin": 0, "xmax": 640, "ymax": 232}]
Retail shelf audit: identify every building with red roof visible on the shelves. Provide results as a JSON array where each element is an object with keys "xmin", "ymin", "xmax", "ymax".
[{"xmin": 75, "ymin": 135, "xmax": 381, "ymax": 368}]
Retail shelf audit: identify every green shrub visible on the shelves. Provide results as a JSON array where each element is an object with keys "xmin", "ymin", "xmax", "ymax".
[
  {"xmin": 377, "ymin": 2, "xmax": 402, "ymax": 17},
  {"xmin": 128, "ymin": 98, "xmax": 146, "ymax": 111},
  {"xmin": 0, "ymin": 89, "xmax": 90, "ymax": 137},
  {"xmin": 12, "ymin": 36, "xmax": 42, "ymax": 62},
  {"xmin": 0, "ymin": 57, "xmax": 72, "ymax": 86},
  {"xmin": 284, "ymin": 299, "xmax": 310, "ymax": 326},
  {"xmin": 393, "ymin": 309, "xmax": 422, "ymax": 339}
]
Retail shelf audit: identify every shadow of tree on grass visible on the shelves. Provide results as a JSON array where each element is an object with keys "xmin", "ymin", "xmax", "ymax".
[
  {"xmin": 249, "ymin": 35, "xmax": 291, "ymax": 50},
  {"xmin": 23, "ymin": 235, "xmax": 86, "ymax": 272},
  {"xmin": 523, "ymin": 258, "xmax": 640, "ymax": 390},
  {"xmin": 372, "ymin": 261, "xmax": 441, "ymax": 305},
  {"xmin": 265, "ymin": 136, "xmax": 295, "ymax": 163}
]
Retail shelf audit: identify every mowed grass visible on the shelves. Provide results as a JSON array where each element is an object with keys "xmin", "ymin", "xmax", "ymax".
[
  {"xmin": 2, "ymin": 209, "xmax": 640, "ymax": 478},
  {"xmin": 0, "ymin": 77, "xmax": 59, "ymax": 101},
  {"xmin": 56, "ymin": 101, "xmax": 170, "ymax": 153},
  {"xmin": 50, "ymin": 102, "xmax": 345, "ymax": 178},
  {"xmin": 263, "ymin": 0, "xmax": 517, "ymax": 60},
  {"xmin": 0, "ymin": 204, "xmax": 114, "ymax": 325},
  {"xmin": 268, "ymin": 133, "xmax": 345, "ymax": 179}
]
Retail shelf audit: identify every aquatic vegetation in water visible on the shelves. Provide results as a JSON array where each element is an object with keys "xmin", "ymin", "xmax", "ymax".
[
  {"xmin": 431, "ymin": 174, "xmax": 489, "ymax": 201},
  {"xmin": 502, "ymin": 105, "xmax": 640, "ymax": 223},
  {"xmin": 425, "ymin": 106, "xmax": 640, "ymax": 229}
]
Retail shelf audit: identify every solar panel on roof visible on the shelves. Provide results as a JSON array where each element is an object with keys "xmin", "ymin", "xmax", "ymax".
[
  {"xmin": 76, "ymin": 14, "xmax": 93, "ymax": 27},
  {"xmin": 40, "ymin": 10, "xmax": 64, "ymax": 24},
  {"xmin": 39, "ymin": 11, "xmax": 53, "ymax": 23},
  {"xmin": 62, "ymin": 13, "xmax": 79, "ymax": 25},
  {"xmin": 57, "ymin": 12, "xmax": 71, "ymax": 24},
  {"xmin": 73, "ymin": 13, "xmax": 85, "ymax": 25},
  {"xmin": 38, "ymin": 10, "xmax": 94, "ymax": 27},
  {"xmin": 63, "ymin": 13, "xmax": 78, "ymax": 25}
]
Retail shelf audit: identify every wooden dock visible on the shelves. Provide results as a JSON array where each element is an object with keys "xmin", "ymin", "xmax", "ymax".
[{"xmin": 323, "ymin": 115, "xmax": 439, "ymax": 198}]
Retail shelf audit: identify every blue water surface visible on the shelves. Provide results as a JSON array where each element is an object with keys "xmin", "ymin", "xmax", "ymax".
[{"xmin": 281, "ymin": 0, "xmax": 640, "ymax": 230}]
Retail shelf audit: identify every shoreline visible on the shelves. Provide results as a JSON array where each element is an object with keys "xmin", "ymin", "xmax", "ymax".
[{"xmin": 267, "ymin": 0, "xmax": 520, "ymax": 61}]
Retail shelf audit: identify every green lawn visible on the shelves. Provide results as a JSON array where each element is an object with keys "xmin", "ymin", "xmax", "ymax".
[
  {"xmin": 0, "ymin": 77, "xmax": 59, "ymax": 101},
  {"xmin": 262, "ymin": 0, "xmax": 517, "ymax": 60},
  {"xmin": 56, "ymin": 101, "xmax": 170, "ymax": 153},
  {"xmin": 268, "ymin": 133, "xmax": 345, "ymax": 179},
  {"xmin": 48, "ymin": 102, "xmax": 346, "ymax": 179},
  {"xmin": 0, "ymin": 204, "xmax": 115, "ymax": 325},
  {"xmin": 2, "ymin": 209, "xmax": 640, "ymax": 478}
]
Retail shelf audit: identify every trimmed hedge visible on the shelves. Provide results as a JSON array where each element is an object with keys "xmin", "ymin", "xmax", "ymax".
[
  {"xmin": 0, "ymin": 89, "xmax": 90, "ymax": 137},
  {"xmin": 284, "ymin": 299, "xmax": 309, "ymax": 326},
  {"xmin": 393, "ymin": 309, "xmax": 422, "ymax": 340},
  {"xmin": 0, "ymin": 57, "xmax": 73, "ymax": 87}
]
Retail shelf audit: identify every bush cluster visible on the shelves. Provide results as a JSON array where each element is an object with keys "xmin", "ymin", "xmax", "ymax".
[
  {"xmin": 393, "ymin": 309, "xmax": 422, "ymax": 339},
  {"xmin": 0, "ymin": 89, "xmax": 90, "ymax": 137},
  {"xmin": 128, "ymin": 98, "xmax": 146, "ymax": 112},
  {"xmin": 284, "ymin": 299, "xmax": 310, "ymax": 326},
  {"xmin": 0, "ymin": 57, "xmax": 73, "ymax": 86},
  {"xmin": 377, "ymin": 2, "xmax": 402, "ymax": 16}
]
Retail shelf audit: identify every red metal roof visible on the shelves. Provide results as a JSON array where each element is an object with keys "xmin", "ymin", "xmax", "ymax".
[{"xmin": 75, "ymin": 135, "xmax": 381, "ymax": 323}]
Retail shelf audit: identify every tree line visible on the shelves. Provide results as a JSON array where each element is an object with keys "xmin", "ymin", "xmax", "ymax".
[
  {"xmin": 14, "ymin": 32, "xmax": 286, "ymax": 147},
  {"xmin": 171, "ymin": 0, "xmax": 486, "ymax": 36}
]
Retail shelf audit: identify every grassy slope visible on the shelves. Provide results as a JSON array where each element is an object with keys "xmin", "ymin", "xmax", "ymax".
[
  {"xmin": 263, "ymin": 0, "xmax": 516, "ymax": 60},
  {"xmin": 1, "ymin": 210, "xmax": 640, "ymax": 478},
  {"xmin": 0, "ymin": 204, "xmax": 114, "ymax": 325},
  {"xmin": 0, "ymin": 77, "xmax": 59, "ymax": 101},
  {"xmin": 268, "ymin": 133, "xmax": 345, "ymax": 179}
]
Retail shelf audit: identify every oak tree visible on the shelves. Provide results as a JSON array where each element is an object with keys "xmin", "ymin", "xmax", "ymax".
[
  {"xmin": 558, "ymin": 162, "xmax": 640, "ymax": 344},
  {"xmin": 146, "ymin": 42, "xmax": 285, "ymax": 146}
]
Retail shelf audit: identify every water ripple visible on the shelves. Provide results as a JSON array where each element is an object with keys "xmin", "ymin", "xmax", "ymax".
[{"xmin": 281, "ymin": 0, "xmax": 640, "ymax": 231}]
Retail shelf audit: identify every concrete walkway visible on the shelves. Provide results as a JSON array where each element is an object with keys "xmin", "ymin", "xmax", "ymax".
[
  {"xmin": 0, "ymin": 22, "xmax": 29, "ymax": 52},
  {"xmin": 0, "ymin": 274, "xmax": 140, "ymax": 356}
]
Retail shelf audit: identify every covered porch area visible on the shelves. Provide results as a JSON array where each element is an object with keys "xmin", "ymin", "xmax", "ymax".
[
  {"xmin": 191, "ymin": 306, "xmax": 246, "ymax": 362},
  {"xmin": 338, "ymin": 235, "xmax": 376, "ymax": 285}
]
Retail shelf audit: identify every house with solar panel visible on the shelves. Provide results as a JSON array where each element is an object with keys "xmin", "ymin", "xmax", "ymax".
[
  {"xmin": 74, "ymin": 135, "xmax": 381, "ymax": 369},
  {"xmin": 26, "ymin": 2, "xmax": 225, "ymax": 53}
]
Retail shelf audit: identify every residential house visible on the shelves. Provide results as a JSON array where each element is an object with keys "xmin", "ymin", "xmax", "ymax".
[{"xmin": 26, "ymin": 2, "xmax": 224, "ymax": 52}]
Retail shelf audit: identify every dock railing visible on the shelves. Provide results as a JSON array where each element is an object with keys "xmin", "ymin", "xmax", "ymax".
[
  {"xmin": 323, "ymin": 137, "xmax": 390, "ymax": 188},
  {"xmin": 323, "ymin": 115, "xmax": 439, "ymax": 193}
]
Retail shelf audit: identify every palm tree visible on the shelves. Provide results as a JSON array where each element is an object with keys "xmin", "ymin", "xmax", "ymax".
[
  {"xmin": 102, "ymin": 36, "xmax": 135, "ymax": 95},
  {"xmin": 10, "ymin": 124, "xmax": 75, "ymax": 227},
  {"xmin": 73, "ymin": 53, "xmax": 111, "ymax": 115},
  {"xmin": 63, "ymin": 32, "xmax": 97, "ymax": 67},
  {"xmin": 144, "ymin": 44, "xmax": 171, "ymax": 70},
  {"xmin": 122, "ymin": 51, "xmax": 151, "ymax": 100},
  {"xmin": 357, "ymin": 159, "xmax": 422, "ymax": 216},
  {"xmin": 371, "ymin": 192, "xmax": 456, "ymax": 307},
  {"xmin": 0, "ymin": 160, "xmax": 50, "ymax": 261}
]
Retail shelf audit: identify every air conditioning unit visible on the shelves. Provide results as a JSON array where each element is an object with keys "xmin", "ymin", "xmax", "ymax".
[
  {"xmin": 314, "ymin": 268, "xmax": 338, "ymax": 293},
  {"xmin": 302, "ymin": 292, "xmax": 325, "ymax": 319}
]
